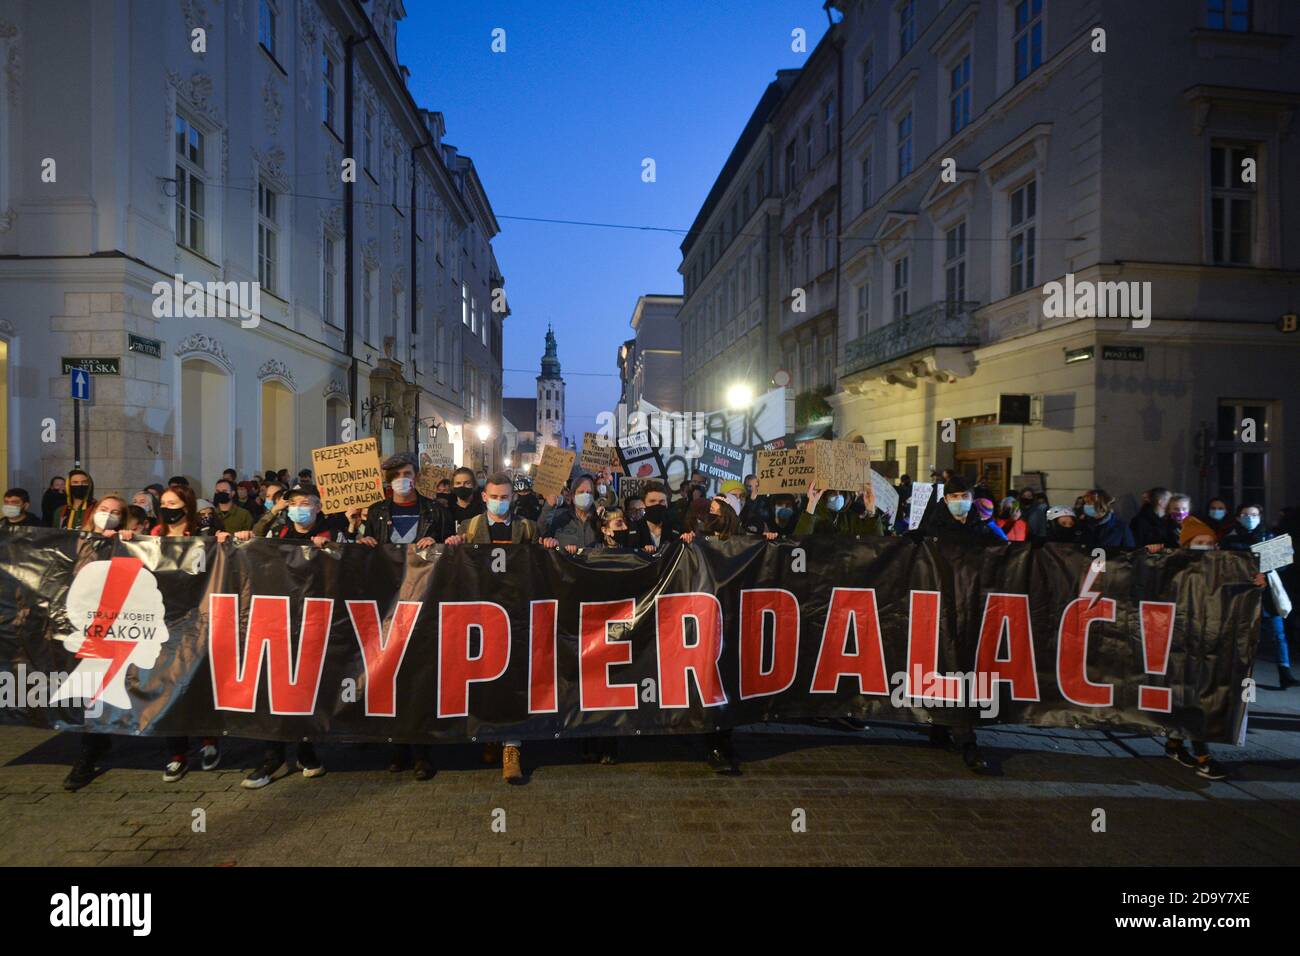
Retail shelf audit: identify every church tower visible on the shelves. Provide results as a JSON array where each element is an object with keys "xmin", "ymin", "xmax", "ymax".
[{"xmin": 536, "ymin": 324, "xmax": 566, "ymax": 451}]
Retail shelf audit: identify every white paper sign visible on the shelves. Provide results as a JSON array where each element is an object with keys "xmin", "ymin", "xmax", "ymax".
[
  {"xmin": 908, "ymin": 482, "xmax": 943, "ymax": 525},
  {"xmin": 1251, "ymin": 534, "xmax": 1294, "ymax": 574},
  {"xmin": 870, "ymin": 470, "xmax": 899, "ymax": 518}
]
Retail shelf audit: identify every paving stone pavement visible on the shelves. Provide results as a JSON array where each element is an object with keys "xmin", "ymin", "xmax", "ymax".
[{"xmin": 2, "ymin": 667, "xmax": 1297, "ymax": 867}]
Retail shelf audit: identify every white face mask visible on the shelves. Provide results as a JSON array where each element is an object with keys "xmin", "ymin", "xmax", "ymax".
[
  {"xmin": 391, "ymin": 477, "xmax": 415, "ymax": 496},
  {"xmin": 2, "ymin": 504, "xmax": 21, "ymax": 519},
  {"xmin": 93, "ymin": 510, "xmax": 121, "ymax": 531}
]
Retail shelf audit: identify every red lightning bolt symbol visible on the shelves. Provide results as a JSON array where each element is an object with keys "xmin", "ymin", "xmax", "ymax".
[{"xmin": 75, "ymin": 556, "xmax": 146, "ymax": 703}]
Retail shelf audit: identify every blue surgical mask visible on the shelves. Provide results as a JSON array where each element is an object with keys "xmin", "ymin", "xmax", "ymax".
[
  {"xmin": 486, "ymin": 498, "xmax": 510, "ymax": 517},
  {"xmin": 574, "ymin": 492, "xmax": 594, "ymax": 510},
  {"xmin": 1082, "ymin": 504, "xmax": 1098, "ymax": 518},
  {"xmin": 947, "ymin": 498, "xmax": 972, "ymax": 517},
  {"xmin": 1208, "ymin": 508, "xmax": 1226, "ymax": 521},
  {"xmin": 264, "ymin": 499, "xmax": 275, "ymax": 511},
  {"xmin": 1241, "ymin": 515, "xmax": 1260, "ymax": 531},
  {"xmin": 827, "ymin": 494, "xmax": 845, "ymax": 513},
  {"xmin": 288, "ymin": 505, "xmax": 316, "ymax": 526}
]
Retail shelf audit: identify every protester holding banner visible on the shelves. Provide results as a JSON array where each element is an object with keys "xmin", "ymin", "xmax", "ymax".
[
  {"xmin": 355, "ymin": 452, "xmax": 454, "ymax": 549},
  {"xmin": 1046, "ymin": 505, "xmax": 1084, "ymax": 544},
  {"xmin": 759, "ymin": 493, "xmax": 801, "ymax": 540},
  {"xmin": 996, "ymin": 497, "xmax": 1029, "ymax": 541},
  {"xmin": 40, "ymin": 475, "xmax": 66, "ymax": 526},
  {"xmin": 540, "ymin": 473, "xmax": 604, "ymax": 552},
  {"xmin": 681, "ymin": 494, "xmax": 742, "ymax": 543},
  {"xmin": 512, "ymin": 477, "xmax": 542, "ymax": 521},
  {"xmin": 1081, "ymin": 489, "xmax": 1135, "ymax": 549},
  {"xmin": 1222, "ymin": 504, "xmax": 1296, "ymax": 688},
  {"xmin": 245, "ymin": 481, "xmax": 290, "ymax": 538},
  {"xmin": 451, "ymin": 472, "xmax": 553, "ymax": 548},
  {"xmin": 739, "ymin": 475, "xmax": 772, "ymax": 535},
  {"xmin": 915, "ymin": 476, "xmax": 1002, "ymax": 546},
  {"xmin": 211, "ymin": 478, "xmax": 253, "ymax": 534},
  {"xmin": 626, "ymin": 481, "xmax": 678, "ymax": 551}
]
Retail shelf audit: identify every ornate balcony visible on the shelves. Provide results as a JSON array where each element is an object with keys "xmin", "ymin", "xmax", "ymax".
[{"xmin": 839, "ymin": 300, "xmax": 981, "ymax": 392}]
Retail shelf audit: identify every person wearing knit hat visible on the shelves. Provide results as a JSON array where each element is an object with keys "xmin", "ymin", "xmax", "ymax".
[
  {"xmin": 973, "ymin": 498, "xmax": 1009, "ymax": 541},
  {"xmin": 1179, "ymin": 515, "xmax": 1217, "ymax": 549}
]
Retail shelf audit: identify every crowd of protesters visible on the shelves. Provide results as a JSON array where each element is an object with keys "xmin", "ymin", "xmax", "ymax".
[{"xmin": 4, "ymin": 454, "xmax": 1294, "ymax": 791}]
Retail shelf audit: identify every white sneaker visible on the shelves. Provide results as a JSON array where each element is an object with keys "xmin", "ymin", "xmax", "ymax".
[
  {"xmin": 200, "ymin": 743, "xmax": 220, "ymax": 771},
  {"xmin": 162, "ymin": 758, "xmax": 187, "ymax": 783},
  {"xmin": 241, "ymin": 759, "xmax": 284, "ymax": 789}
]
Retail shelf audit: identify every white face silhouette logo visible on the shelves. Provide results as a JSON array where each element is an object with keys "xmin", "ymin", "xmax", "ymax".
[{"xmin": 51, "ymin": 556, "xmax": 170, "ymax": 710}]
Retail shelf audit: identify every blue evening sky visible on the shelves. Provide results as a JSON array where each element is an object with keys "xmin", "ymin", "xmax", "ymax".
[{"xmin": 401, "ymin": 0, "xmax": 830, "ymax": 440}]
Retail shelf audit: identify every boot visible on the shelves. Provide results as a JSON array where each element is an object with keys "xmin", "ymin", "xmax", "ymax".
[{"xmin": 502, "ymin": 745, "xmax": 524, "ymax": 784}]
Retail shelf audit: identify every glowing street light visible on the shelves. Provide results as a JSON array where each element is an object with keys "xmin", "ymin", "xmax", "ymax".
[
  {"xmin": 726, "ymin": 383, "xmax": 754, "ymax": 409},
  {"xmin": 503, "ymin": 456, "xmax": 512, "ymax": 468},
  {"xmin": 476, "ymin": 423, "xmax": 491, "ymax": 442}
]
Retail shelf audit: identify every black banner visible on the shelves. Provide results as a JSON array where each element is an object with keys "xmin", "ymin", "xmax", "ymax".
[{"xmin": 0, "ymin": 529, "xmax": 1260, "ymax": 743}]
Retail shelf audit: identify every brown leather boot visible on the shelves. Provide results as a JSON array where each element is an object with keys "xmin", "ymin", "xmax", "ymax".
[{"xmin": 502, "ymin": 745, "xmax": 523, "ymax": 784}]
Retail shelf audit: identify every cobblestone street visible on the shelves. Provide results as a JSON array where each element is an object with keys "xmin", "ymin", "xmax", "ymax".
[{"xmin": 2, "ymin": 665, "xmax": 1296, "ymax": 867}]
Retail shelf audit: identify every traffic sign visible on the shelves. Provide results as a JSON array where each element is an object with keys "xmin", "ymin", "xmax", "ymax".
[{"xmin": 70, "ymin": 367, "xmax": 90, "ymax": 401}]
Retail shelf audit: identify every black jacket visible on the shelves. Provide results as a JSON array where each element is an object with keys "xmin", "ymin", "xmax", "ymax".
[
  {"xmin": 512, "ymin": 492, "xmax": 542, "ymax": 522},
  {"xmin": 739, "ymin": 496, "xmax": 771, "ymax": 535},
  {"xmin": 363, "ymin": 494, "xmax": 456, "ymax": 544},
  {"xmin": 1083, "ymin": 513, "xmax": 1135, "ymax": 550},
  {"xmin": 914, "ymin": 503, "xmax": 1005, "ymax": 544},
  {"xmin": 626, "ymin": 519, "xmax": 680, "ymax": 551},
  {"xmin": 1130, "ymin": 505, "xmax": 1177, "ymax": 547}
]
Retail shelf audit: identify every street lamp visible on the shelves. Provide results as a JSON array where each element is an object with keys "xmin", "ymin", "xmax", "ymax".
[
  {"xmin": 476, "ymin": 423, "xmax": 491, "ymax": 471},
  {"xmin": 503, "ymin": 456, "xmax": 512, "ymax": 469},
  {"xmin": 726, "ymin": 383, "xmax": 754, "ymax": 410}
]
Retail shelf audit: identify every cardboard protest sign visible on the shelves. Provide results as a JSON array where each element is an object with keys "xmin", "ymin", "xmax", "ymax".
[
  {"xmin": 772, "ymin": 440, "xmax": 870, "ymax": 492},
  {"xmin": 416, "ymin": 465, "xmax": 453, "ymax": 499},
  {"xmin": 699, "ymin": 436, "xmax": 746, "ymax": 484},
  {"xmin": 1252, "ymin": 533, "xmax": 1294, "ymax": 574},
  {"xmin": 311, "ymin": 438, "xmax": 385, "ymax": 515},
  {"xmin": 580, "ymin": 432, "xmax": 617, "ymax": 476},
  {"xmin": 615, "ymin": 475, "xmax": 646, "ymax": 503},
  {"xmin": 617, "ymin": 433, "xmax": 665, "ymax": 480},
  {"xmin": 755, "ymin": 446, "xmax": 816, "ymax": 495},
  {"xmin": 534, "ymin": 445, "xmax": 577, "ymax": 500}
]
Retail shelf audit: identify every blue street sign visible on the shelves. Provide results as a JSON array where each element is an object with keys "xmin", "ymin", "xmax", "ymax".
[{"xmin": 70, "ymin": 367, "xmax": 90, "ymax": 401}]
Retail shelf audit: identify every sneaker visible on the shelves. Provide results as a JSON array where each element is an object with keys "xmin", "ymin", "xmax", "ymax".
[
  {"xmin": 63, "ymin": 754, "xmax": 99, "ymax": 792},
  {"xmin": 502, "ymin": 745, "xmax": 524, "ymax": 784},
  {"xmin": 1195, "ymin": 756, "xmax": 1228, "ymax": 780},
  {"xmin": 241, "ymin": 759, "xmax": 284, "ymax": 789},
  {"xmin": 162, "ymin": 756, "xmax": 188, "ymax": 783},
  {"xmin": 1165, "ymin": 740, "xmax": 1197, "ymax": 769},
  {"xmin": 413, "ymin": 758, "xmax": 436, "ymax": 781},
  {"xmin": 296, "ymin": 743, "xmax": 325, "ymax": 779},
  {"xmin": 200, "ymin": 740, "xmax": 220, "ymax": 771}
]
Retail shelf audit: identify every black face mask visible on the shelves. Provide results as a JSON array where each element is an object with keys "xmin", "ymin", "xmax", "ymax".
[
  {"xmin": 198, "ymin": 515, "xmax": 213, "ymax": 530},
  {"xmin": 69, "ymin": 485, "xmax": 89, "ymax": 501},
  {"xmin": 453, "ymin": 487, "xmax": 475, "ymax": 502},
  {"xmin": 644, "ymin": 504, "xmax": 668, "ymax": 525},
  {"xmin": 612, "ymin": 529, "xmax": 631, "ymax": 547},
  {"xmin": 213, "ymin": 492, "xmax": 231, "ymax": 505},
  {"xmin": 159, "ymin": 506, "xmax": 186, "ymax": 526}
]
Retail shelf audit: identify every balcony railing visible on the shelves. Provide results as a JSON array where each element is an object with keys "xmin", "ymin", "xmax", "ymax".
[{"xmin": 841, "ymin": 300, "xmax": 980, "ymax": 377}]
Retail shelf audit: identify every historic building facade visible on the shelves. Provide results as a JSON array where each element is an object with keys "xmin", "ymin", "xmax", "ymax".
[{"xmin": 0, "ymin": 0, "xmax": 506, "ymax": 497}]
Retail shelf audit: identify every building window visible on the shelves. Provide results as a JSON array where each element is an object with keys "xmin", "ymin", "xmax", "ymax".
[
  {"xmin": 322, "ymin": 53, "xmax": 337, "ymax": 130},
  {"xmin": 174, "ymin": 113, "xmax": 206, "ymax": 255},
  {"xmin": 892, "ymin": 256, "xmax": 910, "ymax": 319},
  {"xmin": 322, "ymin": 234, "xmax": 338, "ymax": 326},
  {"xmin": 801, "ymin": 229, "xmax": 812, "ymax": 283},
  {"xmin": 803, "ymin": 120, "xmax": 813, "ymax": 172},
  {"xmin": 819, "ymin": 335, "xmax": 833, "ymax": 387},
  {"xmin": 800, "ymin": 342, "xmax": 814, "ymax": 391},
  {"xmin": 944, "ymin": 220, "xmax": 967, "ymax": 303},
  {"xmin": 785, "ymin": 141, "xmax": 797, "ymax": 191},
  {"xmin": 861, "ymin": 50, "xmax": 874, "ymax": 103},
  {"xmin": 823, "ymin": 97, "xmax": 835, "ymax": 155},
  {"xmin": 899, "ymin": 0, "xmax": 916, "ymax": 57},
  {"xmin": 1216, "ymin": 400, "xmax": 1271, "ymax": 514},
  {"xmin": 257, "ymin": 182, "xmax": 278, "ymax": 294},
  {"xmin": 896, "ymin": 111, "xmax": 913, "ymax": 180},
  {"xmin": 435, "ymin": 324, "xmax": 445, "ymax": 382},
  {"xmin": 860, "ymin": 151, "xmax": 873, "ymax": 212},
  {"xmin": 462, "ymin": 283, "xmax": 470, "ymax": 327},
  {"xmin": 822, "ymin": 213, "xmax": 834, "ymax": 274},
  {"xmin": 1207, "ymin": 0, "xmax": 1251, "ymax": 31},
  {"xmin": 1210, "ymin": 141, "xmax": 1256, "ymax": 265},
  {"xmin": 949, "ymin": 54, "xmax": 972, "ymax": 136},
  {"xmin": 855, "ymin": 281, "xmax": 870, "ymax": 337},
  {"xmin": 362, "ymin": 267, "xmax": 376, "ymax": 343},
  {"xmin": 470, "ymin": 296, "xmax": 479, "ymax": 336},
  {"xmin": 1009, "ymin": 180, "xmax": 1036, "ymax": 293},
  {"xmin": 1013, "ymin": 0, "xmax": 1043, "ymax": 84},
  {"xmin": 258, "ymin": 0, "xmax": 277, "ymax": 59}
]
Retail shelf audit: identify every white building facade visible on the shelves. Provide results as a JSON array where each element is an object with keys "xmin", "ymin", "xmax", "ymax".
[
  {"xmin": 832, "ymin": 0, "xmax": 1300, "ymax": 511},
  {"xmin": 0, "ymin": 0, "xmax": 505, "ymax": 498}
]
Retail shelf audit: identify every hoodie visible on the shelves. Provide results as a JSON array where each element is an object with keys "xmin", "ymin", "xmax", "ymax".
[{"xmin": 54, "ymin": 470, "xmax": 96, "ymax": 530}]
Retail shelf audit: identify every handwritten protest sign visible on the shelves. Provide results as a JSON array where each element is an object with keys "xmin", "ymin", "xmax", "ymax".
[
  {"xmin": 534, "ymin": 445, "xmax": 577, "ymax": 500},
  {"xmin": 908, "ymin": 482, "xmax": 943, "ymax": 526},
  {"xmin": 871, "ymin": 470, "xmax": 900, "ymax": 518},
  {"xmin": 1252, "ymin": 534, "xmax": 1294, "ymax": 574},
  {"xmin": 416, "ymin": 465, "xmax": 453, "ymax": 499},
  {"xmin": 699, "ymin": 436, "xmax": 746, "ymax": 484},
  {"xmin": 311, "ymin": 438, "xmax": 385, "ymax": 515},
  {"xmin": 580, "ymin": 432, "xmax": 617, "ymax": 476},
  {"xmin": 755, "ymin": 446, "xmax": 816, "ymax": 494}
]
